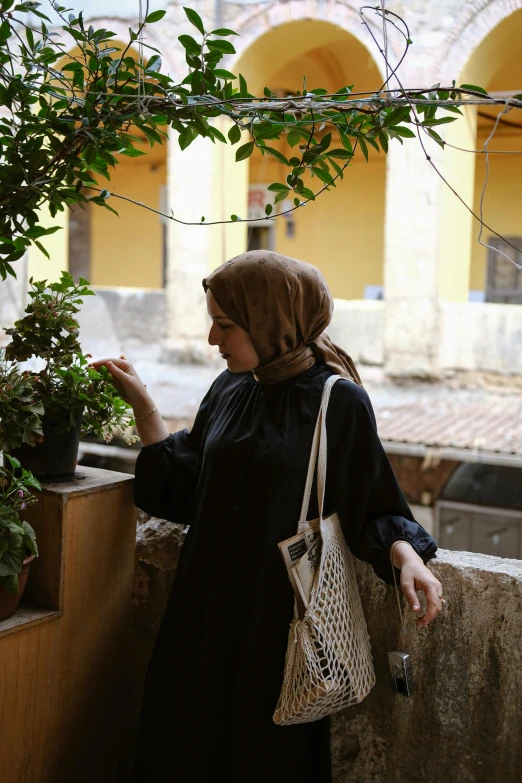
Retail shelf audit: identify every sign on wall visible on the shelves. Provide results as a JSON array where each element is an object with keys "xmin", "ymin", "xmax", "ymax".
[{"xmin": 248, "ymin": 184, "xmax": 272, "ymax": 223}]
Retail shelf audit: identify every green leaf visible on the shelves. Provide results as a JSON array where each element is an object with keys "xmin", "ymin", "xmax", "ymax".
[
  {"xmin": 460, "ymin": 83, "xmax": 488, "ymax": 96},
  {"xmin": 235, "ymin": 141, "xmax": 254, "ymax": 162},
  {"xmin": 287, "ymin": 129, "xmax": 303, "ymax": 148},
  {"xmin": 365, "ymin": 136, "xmax": 380, "ymax": 152},
  {"xmin": 0, "ymin": 529, "xmax": 23, "ymax": 577},
  {"xmin": 213, "ymin": 69, "xmax": 237, "ymax": 80},
  {"xmin": 425, "ymin": 128, "xmax": 445, "ymax": 148},
  {"xmin": 421, "ymin": 117, "xmax": 457, "ymax": 127},
  {"xmin": 311, "ymin": 167, "xmax": 334, "ymax": 186},
  {"xmin": 358, "ymin": 136, "xmax": 368, "ymax": 162},
  {"xmin": 4, "ymin": 454, "xmax": 21, "ymax": 470},
  {"xmin": 339, "ymin": 132, "xmax": 353, "ymax": 153},
  {"xmin": 265, "ymin": 204, "xmax": 273, "ymax": 216},
  {"xmin": 228, "ymin": 124, "xmax": 241, "ymax": 144},
  {"xmin": 211, "ymin": 28, "xmax": 238, "ymax": 36},
  {"xmin": 22, "ymin": 521, "xmax": 38, "ymax": 556},
  {"xmin": 392, "ymin": 125, "xmax": 416, "ymax": 137},
  {"xmin": 274, "ymin": 189, "xmax": 289, "ymax": 204},
  {"xmin": 0, "ymin": 574, "xmax": 19, "ymax": 594},
  {"xmin": 179, "ymin": 128, "xmax": 196, "ymax": 150},
  {"xmin": 267, "ymin": 183, "xmax": 289, "ymax": 192},
  {"xmin": 207, "ymin": 39, "xmax": 236, "ymax": 55},
  {"xmin": 239, "ymin": 73, "xmax": 248, "ymax": 99},
  {"xmin": 25, "ymin": 225, "xmax": 61, "ymax": 239},
  {"xmin": 441, "ymin": 105, "xmax": 463, "ymax": 115},
  {"xmin": 146, "ymin": 10, "xmax": 166, "ymax": 23},
  {"xmin": 263, "ymin": 147, "xmax": 289, "ymax": 165},
  {"xmin": 384, "ymin": 106, "xmax": 411, "ymax": 127},
  {"xmin": 299, "ymin": 187, "xmax": 315, "ymax": 201},
  {"xmin": 35, "ymin": 240, "xmax": 50, "ymax": 258},
  {"xmin": 209, "ymin": 126, "xmax": 226, "ymax": 144},
  {"xmin": 178, "ymin": 34, "xmax": 201, "ymax": 54},
  {"xmin": 328, "ymin": 158, "xmax": 344, "ymax": 179},
  {"xmin": 327, "ymin": 149, "xmax": 353, "ymax": 159},
  {"xmin": 183, "ymin": 6, "xmax": 205, "ymax": 35},
  {"xmin": 230, "ymin": 214, "xmax": 238, "ymax": 221},
  {"xmin": 145, "ymin": 55, "xmax": 162, "ymax": 73}
]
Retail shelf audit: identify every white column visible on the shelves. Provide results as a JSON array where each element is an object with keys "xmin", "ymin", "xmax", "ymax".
[
  {"xmin": 164, "ymin": 123, "xmax": 248, "ymax": 360},
  {"xmin": 383, "ymin": 140, "xmax": 445, "ymax": 378},
  {"xmin": 164, "ymin": 136, "xmax": 215, "ymax": 354},
  {"xmin": 0, "ymin": 255, "xmax": 29, "ymax": 341}
]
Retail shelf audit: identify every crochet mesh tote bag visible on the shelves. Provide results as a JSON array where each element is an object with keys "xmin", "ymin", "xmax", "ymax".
[{"xmin": 273, "ymin": 374, "xmax": 376, "ymax": 725}]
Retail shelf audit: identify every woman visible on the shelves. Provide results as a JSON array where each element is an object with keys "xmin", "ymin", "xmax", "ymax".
[{"xmin": 91, "ymin": 249, "xmax": 442, "ymax": 783}]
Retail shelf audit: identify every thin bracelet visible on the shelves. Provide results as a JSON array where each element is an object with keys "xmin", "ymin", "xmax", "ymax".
[
  {"xmin": 135, "ymin": 405, "xmax": 158, "ymax": 421},
  {"xmin": 389, "ymin": 540, "xmax": 404, "ymax": 569},
  {"xmin": 390, "ymin": 544, "xmax": 405, "ymax": 630}
]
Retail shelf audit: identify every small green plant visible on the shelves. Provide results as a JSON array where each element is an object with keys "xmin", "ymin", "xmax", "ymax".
[
  {"xmin": 3, "ymin": 271, "xmax": 138, "ymax": 445},
  {"xmin": 0, "ymin": 454, "xmax": 40, "ymax": 594},
  {"xmin": 0, "ymin": 349, "xmax": 44, "ymax": 452}
]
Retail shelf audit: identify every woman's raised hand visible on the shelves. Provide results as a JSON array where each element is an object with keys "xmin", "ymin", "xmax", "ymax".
[
  {"xmin": 89, "ymin": 356, "xmax": 169, "ymax": 446},
  {"xmin": 88, "ymin": 356, "xmax": 147, "ymax": 408}
]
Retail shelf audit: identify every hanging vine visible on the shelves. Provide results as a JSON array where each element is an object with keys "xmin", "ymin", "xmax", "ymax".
[{"xmin": 0, "ymin": 0, "xmax": 521, "ymax": 280}]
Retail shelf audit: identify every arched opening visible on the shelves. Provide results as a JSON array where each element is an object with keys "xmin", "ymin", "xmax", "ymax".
[
  {"xmin": 27, "ymin": 41, "xmax": 168, "ymax": 289},
  {"xmin": 233, "ymin": 20, "xmax": 386, "ymax": 300},
  {"xmin": 469, "ymin": 14, "xmax": 522, "ymax": 303},
  {"xmin": 439, "ymin": 9, "xmax": 522, "ymax": 303}
]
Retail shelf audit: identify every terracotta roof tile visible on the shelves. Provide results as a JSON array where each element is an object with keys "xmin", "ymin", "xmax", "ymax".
[{"xmin": 375, "ymin": 400, "xmax": 522, "ymax": 456}]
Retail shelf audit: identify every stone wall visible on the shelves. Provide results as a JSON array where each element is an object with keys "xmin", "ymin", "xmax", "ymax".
[
  {"xmin": 329, "ymin": 300, "xmax": 384, "ymax": 367},
  {"xmin": 130, "ymin": 522, "xmax": 522, "ymax": 783},
  {"xmin": 332, "ymin": 550, "xmax": 522, "ymax": 783},
  {"xmin": 440, "ymin": 302, "xmax": 522, "ymax": 376}
]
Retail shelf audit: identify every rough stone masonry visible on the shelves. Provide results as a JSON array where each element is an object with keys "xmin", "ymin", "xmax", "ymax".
[{"xmin": 131, "ymin": 521, "xmax": 522, "ymax": 783}]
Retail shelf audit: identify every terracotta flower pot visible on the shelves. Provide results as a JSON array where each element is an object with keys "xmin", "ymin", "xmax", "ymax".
[{"xmin": 0, "ymin": 554, "xmax": 36, "ymax": 623}]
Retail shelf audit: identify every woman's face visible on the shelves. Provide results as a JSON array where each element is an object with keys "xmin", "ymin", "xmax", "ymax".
[{"xmin": 206, "ymin": 289, "xmax": 260, "ymax": 373}]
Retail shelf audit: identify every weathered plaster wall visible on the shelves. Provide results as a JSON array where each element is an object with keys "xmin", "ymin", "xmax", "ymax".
[{"xmin": 130, "ymin": 522, "xmax": 522, "ymax": 783}]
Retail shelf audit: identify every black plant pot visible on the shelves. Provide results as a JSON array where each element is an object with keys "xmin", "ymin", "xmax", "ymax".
[{"xmin": 7, "ymin": 409, "xmax": 83, "ymax": 479}]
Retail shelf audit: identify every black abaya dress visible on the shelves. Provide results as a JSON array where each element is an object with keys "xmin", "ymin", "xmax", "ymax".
[{"xmin": 133, "ymin": 362, "xmax": 437, "ymax": 783}]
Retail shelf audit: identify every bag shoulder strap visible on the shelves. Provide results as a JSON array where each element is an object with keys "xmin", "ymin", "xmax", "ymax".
[{"xmin": 298, "ymin": 374, "xmax": 341, "ymax": 527}]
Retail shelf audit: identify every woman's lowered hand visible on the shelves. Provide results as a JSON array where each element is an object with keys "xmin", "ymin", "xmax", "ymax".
[{"xmin": 391, "ymin": 541, "xmax": 443, "ymax": 628}]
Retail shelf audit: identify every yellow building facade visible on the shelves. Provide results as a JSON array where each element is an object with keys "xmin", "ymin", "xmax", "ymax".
[{"xmin": 23, "ymin": 0, "xmax": 522, "ymax": 377}]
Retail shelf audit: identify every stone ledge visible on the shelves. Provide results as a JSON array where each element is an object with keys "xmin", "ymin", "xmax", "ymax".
[
  {"xmin": 333, "ymin": 548, "xmax": 522, "ymax": 783},
  {"xmin": 130, "ymin": 523, "xmax": 522, "ymax": 782}
]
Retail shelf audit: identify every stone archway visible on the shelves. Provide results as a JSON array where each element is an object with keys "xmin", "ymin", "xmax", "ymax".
[
  {"xmin": 437, "ymin": 3, "xmax": 522, "ymax": 304},
  {"xmin": 434, "ymin": 0, "xmax": 522, "ymax": 83},
  {"xmin": 229, "ymin": 10, "xmax": 388, "ymax": 300}
]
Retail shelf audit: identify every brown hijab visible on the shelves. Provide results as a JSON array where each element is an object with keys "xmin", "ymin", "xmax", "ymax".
[{"xmin": 202, "ymin": 249, "xmax": 362, "ymax": 386}]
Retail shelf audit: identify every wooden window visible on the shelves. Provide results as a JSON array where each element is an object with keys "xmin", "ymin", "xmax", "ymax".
[{"xmin": 486, "ymin": 236, "xmax": 522, "ymax": 304}]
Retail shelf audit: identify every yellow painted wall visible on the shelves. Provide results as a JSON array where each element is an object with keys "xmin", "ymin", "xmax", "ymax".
[
  {"xmin": 235, "ymin": 24, "xmax": 386, "ymax": 299},
  {"xmin": 455, "ymin": 9, "xmax": 522, "ymax": 294},
  {"xmin": 29, "ymin": 42, "xmax": 168, "ymax": 289},
  {"xmin": 89, "ymin": 140, "xmax": 166, "ymax": 289},
  {"xmin": 469, "ymin": 40, "xmax": 522, "ymax": 292},
  {"xmin": 439, "ymin": 106, "xmax": 478, "ymax": 301},
  {"xmin": 470, "ymin": 134, "xmax": 522, "ymax": 291},
  {"xmin": 209, "ymin": 118, "xmax": 249, "ymax": 271},
  {"xmin": 27, "ymin": 202, "xmax": 68, "ymax": 284}
]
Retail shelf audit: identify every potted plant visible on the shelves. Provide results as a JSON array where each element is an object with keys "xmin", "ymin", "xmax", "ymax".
[
  {"xmin": 1, "ymin": 271, "xmax": 137, "ymax": 478},
  {"xmin": 0, "ymin": 454, "xmax": 40, "ymax": 622}
]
